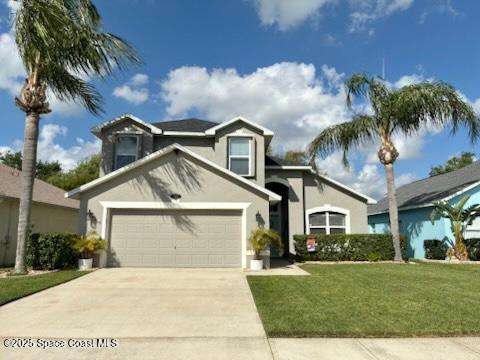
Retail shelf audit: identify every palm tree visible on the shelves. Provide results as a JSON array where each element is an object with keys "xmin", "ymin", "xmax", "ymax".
[
  {"xmin": 308, "ymin": 74, "xmax": 479, "ymax": 261},
  {"xmin": 431, "ymin": 195, "xmax": 480, "ymax": 261},
  {"xmin": 12, "ymin": 0, "xmax": 140, "ymax": 274}
]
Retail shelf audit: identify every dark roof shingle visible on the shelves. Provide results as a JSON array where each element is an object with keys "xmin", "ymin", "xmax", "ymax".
[
  {"xmin": 151, "ymin": 118, "xmax": 218, "ymax": 133},
  {"xmin": 0, "ymin": 164, "xmax": 79, "ymax": 209},
  {"xmin": 368, "ymin": 161, "xmax": 480, "ymax": 214},
  {"xmin": 265, "ymin": 155, "xmax": 307, "ymax": 166}
]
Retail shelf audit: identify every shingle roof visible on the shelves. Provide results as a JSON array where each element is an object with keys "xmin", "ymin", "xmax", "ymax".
[
  {"xmin": 265, "ymin": 155, "xmax": 306, "ymax": 166},
  {"xmin": 151, "ymin": 118, "xmax": 218, "ymax": 133},
  {"xmin": 0, "ymin": 164, "xmax": 79, "ymax": 209},
  {"xmin": 368, "ymin": 161, "xmax": 480, "ymax": 215}
]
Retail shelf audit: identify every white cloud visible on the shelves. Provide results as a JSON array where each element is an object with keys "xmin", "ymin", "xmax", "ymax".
[
  {"xmin": 0, "ymin": 32, "xmax": 24, "ymax": 95},
  {"xmin": 5, "ymin": 0, "xmax": 20, "ymax": 12},
  {"xmin": 0, "ymin": 145, "xmax": 13, "ymax": 154},
  {"xmin": 419, "ymin": 0, "xmax": 462, "ymax": 24},
  {"xmin": 1, "ymin": 124, "xmax": 101, "ymax": 171},
  {"xmin": 316, "ymin": 152, "xmax": 416, "ymax": 199},
  {"xmin": 161, "ymin": 62, "xmax": 350, "ymax": 150},
  {"xmin": 112, "ymin": 73, "xmax": 150, "ymax": 105},
  {"xmin": 349, "ymin": 0, "xmax": 414, "ymax": 33},
  {"xmin": 130, "ymin": 73, "xmax": 149, "ymax": 86},
  {"xmin": 393, "ymin": 73, "xmax": 425, "ymax": 88},
  {"xmin": 159, "ymin": 63, "xmax": 442, "ymax": 198},
  {"xmin": 252, "ymin": 0, "xmax": 335, "ymax": 31}
]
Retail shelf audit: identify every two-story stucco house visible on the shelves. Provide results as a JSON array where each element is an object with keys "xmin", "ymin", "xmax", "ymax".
[{"xmin": 67, "ymin": 114, "xmax": 375, "ymax": 268}]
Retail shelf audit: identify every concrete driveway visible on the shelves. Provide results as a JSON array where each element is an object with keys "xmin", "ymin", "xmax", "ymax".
[{"xmin": 0, "ymin": 268, "xmax": 272, "ymax": 359}]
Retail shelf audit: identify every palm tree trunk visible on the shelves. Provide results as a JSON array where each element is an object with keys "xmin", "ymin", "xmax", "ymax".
[
  {"xmin": 13, "ymin": 112, "xmax": 40, "ymax": 274},
  {"xmin": 384, "ymin": 162, "xmax": 403, "ymax": 261}
]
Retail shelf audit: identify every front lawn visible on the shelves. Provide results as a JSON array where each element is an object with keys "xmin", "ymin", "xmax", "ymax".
[
  {"xmin": 0, "ymin": 270, "xmax": 88, "ymax": 306},
  {"xmin": 247, "ymin": 263, "xmax": 480, "ymax": 337}
]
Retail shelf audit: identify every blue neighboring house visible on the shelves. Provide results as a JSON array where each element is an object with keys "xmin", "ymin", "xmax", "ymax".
[{"xmin": 368, "ymin": 162, "xmax": 480, "ymax": 258}]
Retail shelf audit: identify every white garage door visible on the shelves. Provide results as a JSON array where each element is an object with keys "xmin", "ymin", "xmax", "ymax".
[{"xmin": 109, "ymin": 209, "xmax": 242, "ymax": 267}]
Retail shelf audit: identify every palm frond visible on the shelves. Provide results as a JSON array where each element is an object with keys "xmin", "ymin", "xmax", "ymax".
[
  {"xmin": 307, "ymin": 115, "xmax": 377, "ymax": 167},
  {"xmin": 14, "ymin": 0, "xmax": 140, "ymax": 115},
  {"xmin": 393, "ymin": 82, "xmax": 479, "ymax": 142},
  {"xmin": 345, "ymin": 73, "xmax": 389, "ymax": 119},
  {"xmin": 42, "ymin": 64, "xmax": 102, "ymax": 115},
  {"xmin": 345, "ymin": 73, "xmax": 370, "ymax": 108}
]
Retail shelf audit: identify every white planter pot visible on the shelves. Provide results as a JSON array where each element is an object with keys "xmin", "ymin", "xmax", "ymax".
[
  {"xmin": 250, "ymin": 259, "xmax": 263, "ymax": 271},
  {"xmin": 78, "ymin": 258, "xmax": 93, "ymax": 270}
]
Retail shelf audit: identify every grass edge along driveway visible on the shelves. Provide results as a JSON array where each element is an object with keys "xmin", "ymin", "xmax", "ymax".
[
  {"xmin": 247, "ymin": 263, "xmax": 480, "ymax": 337},
  {"xmin": 0, "ymin": 270, "xmax": 88, "ymax": 306}
]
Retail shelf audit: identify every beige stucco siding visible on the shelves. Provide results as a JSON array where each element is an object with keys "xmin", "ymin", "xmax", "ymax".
[
  {"xmin": 154, "ymin": 137, "xmax": 216, "ymax": 161},
  {"xmin": 265, "ymin": 169, "xmax": 369, "ymax": 254},
  {"xmin": 0, "ymin": 199, "xmax": 78, "ymax": 266},
  {"xmin": 78, "ymin": 151, "xmax": 270, "ymax": 266},
  {"xmin": 215, "ymin": 122, "xmax": 266, "ymax": 187},
  {"xmin": 303, "ymin": 173, "xmax": 368, "ymax": 233}
]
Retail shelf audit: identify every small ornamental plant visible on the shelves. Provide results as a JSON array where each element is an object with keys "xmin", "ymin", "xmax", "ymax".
[
  {"xmin": 71, "ymin": 231, "xmax": 106, "ymax": 259},
  {"xmin": 249, "ymin": 228, "xmax": 282, "ymax": 260},
  {"xmin": 431, "ymin": 195, "xmax": 480, "ymax": 261}
]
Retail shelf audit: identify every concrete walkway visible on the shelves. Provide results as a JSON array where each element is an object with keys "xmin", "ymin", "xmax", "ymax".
[
  {"xmin": 270, "ymin": 338, "xmax": 480, "ymax": 360},
  {"xmin": 1, "ymin": 269, "xmax": 479, "ymax": 359}
]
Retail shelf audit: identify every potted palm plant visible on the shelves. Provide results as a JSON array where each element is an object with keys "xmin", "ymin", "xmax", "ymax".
[
  {"xmin": 72, "ymin": 231, "xmax": 106, "ymax": 270},
  {"xmin": 249, "ymin": 228, "xmax": 281, "ymax": 271}
]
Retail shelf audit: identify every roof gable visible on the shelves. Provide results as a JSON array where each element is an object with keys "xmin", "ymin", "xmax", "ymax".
[
  {"xmin": 0, "ymin": 164, "xmax": 78, "ymax": 209},
  {"xmin": 91, "ymin": 114, "xmax": 162, "ymax": 136},
  {"xmin": 368, "ymin": 161, "xmax": 480, "ymax": 215},
  {"xmin": 67, "ymin": 144, "xmax": 281, "ymax": 201},
  {"xmin": 205, "ymin": 116, "xmax": 274, "ymax": 136}
]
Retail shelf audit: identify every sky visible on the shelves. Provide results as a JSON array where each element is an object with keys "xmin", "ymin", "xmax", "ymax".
[{"xmin": 0, "ymin": 0, "xmax": 479, "ymax": 200}]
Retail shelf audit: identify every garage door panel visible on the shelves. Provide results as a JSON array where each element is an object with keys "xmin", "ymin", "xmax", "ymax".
[{"xmin": 109, "ymin": 209, "xmax": 242, "ymax": 267}]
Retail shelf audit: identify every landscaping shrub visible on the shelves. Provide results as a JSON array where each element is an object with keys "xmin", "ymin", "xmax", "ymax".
[
  {"xmin": 294, "ymin": 234, "xmax": 407, "ymax": 262},
  {"xmin": 424, "ymin": 239, "xmax": 448, "ymax": 260},
  {"xmin": 27, "ymin": 233, "xmax": 77, "ymax": 270},
  {"xmin": 367, "ymin": 252, "xmax": 381, "ymax": 262},
  {"xmin": 465, "ymin": 238, "xmax": 480, "ymax": 261}
]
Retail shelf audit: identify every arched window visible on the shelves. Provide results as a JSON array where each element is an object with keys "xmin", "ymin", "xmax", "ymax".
[{"xmin": 306, "ymin": 206, "xmax": 350, "ymax": 234}]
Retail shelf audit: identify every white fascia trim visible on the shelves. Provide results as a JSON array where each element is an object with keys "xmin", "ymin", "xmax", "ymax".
[
  {"xmin": 266, "ymin": 166, "xmax": 376, "ymax": 204},
  {"xmin": 369, "ymin": 181, "xmax": 480, "ymax": 216},
  {"xmin": 66, "ymin": 143, "xmax": 281, "ymax": 202},
  {"xmin": 441, "ymin": 181, "xmax": 480, "ymax": 202},
  {"xmin": 305, "ymin": 205, "xmax": 351, "ymax": 234},
  {"xmin": 265, "ymin": 165, "xmax": 313, "ymax": 170},
  {"xmin": 91, "ymin": 113, "xmax": 162, "ymax": 136},
  {"xmin": 99, "ymin": 201, "xmax": 250, "ymax": 210},
  {"xmin": 368, "ymin": 203, "xmax": 434, "ymax": 216},
  {"xmin": 100, "ymin": 201, "xmax": 250, "ymax": 268},
  {"xmin": 205, "ymin": 116, "xmax": 274, "ymax": 136}
]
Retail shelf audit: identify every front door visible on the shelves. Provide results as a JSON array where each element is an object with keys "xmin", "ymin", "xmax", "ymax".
[{"xmin": 269, "ymin": 203, "xmax": 282, "ymax": 257}]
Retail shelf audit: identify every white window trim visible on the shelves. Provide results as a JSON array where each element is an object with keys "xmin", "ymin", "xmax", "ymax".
[
  {"xmin": 228, "ymin": 136, "xmax": 253, "ymax": 177},
  {"xmin": 114, "ymin": 134, "xmax": 140, "ymax": 171},
  {"xmin": 305, "ymin": 205, "xmax": 351, "ymax": 234},
  {"xmin": 99, "ymin": 201, "xmax": 251, "ymax": 268}
]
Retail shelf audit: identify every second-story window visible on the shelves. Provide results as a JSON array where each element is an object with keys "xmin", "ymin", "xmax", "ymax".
[
  {"xmin": 114, "ymin": 135, "xmax": 139, "ymax": 170},
  {"xmin": 228, "ymin": 137, "xmax": 252, "ymax": 176}
]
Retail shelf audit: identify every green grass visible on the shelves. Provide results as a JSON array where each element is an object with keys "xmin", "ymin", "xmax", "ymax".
[
  {"xmin": 0, "ymin": 270, "xmax": 88, "ymax": 306},
  {"xmin": 247, "ymin": 263, "xmax": 480, "ymax": 337}
]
